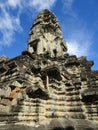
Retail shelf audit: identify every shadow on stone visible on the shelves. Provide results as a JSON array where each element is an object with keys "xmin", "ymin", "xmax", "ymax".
[
  {"xmin": 65, "ymin": 126, "xmax": 75, "ymax": 130},
  {"xmin": 85, "ymin": 128, "xmax": 94, "ymax": 130},
  {"xmin": 53, "ymin": 127, "xmax": 64, "ymax": 130},
  {"xmin": 53, "ymin": 126, "xmax": 75, "ymax": 130}
]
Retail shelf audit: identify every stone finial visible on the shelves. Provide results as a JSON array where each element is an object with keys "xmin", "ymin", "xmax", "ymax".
[
  {"xmin": 0, "ymin": 56, "xmax": 10, "ymax": 63},
  {"xmin": 28, "ymin": 9, "xmax": 67, "ymax": 57}
]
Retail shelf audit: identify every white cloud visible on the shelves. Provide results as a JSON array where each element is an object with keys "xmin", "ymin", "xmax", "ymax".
[
  {"xmin": 66, "ymin": 27, "xmax": 93, "ymax": 57},
  {"xmin": 29, "ymin": 0, "xmax": 57, "ymax": 11},
  {"xmin": 63, "ymin": 0, "xmax": 74, "ymax": 9},
  {"xmin": 0, "ymin": 0, "xmax": 57, "ymax": 48},
  {"xmin": 62, "ymin": 0, "xmax": 76, "ymax": 18},
  {"xmin": 0, "ymin": 2, "xmax": 22, "ymax": 47},
  {"xmin": 67, "ymin": 41, "xmax": 90, "ymax": 57},
  {"xmin": 7, "ymin": 0, "xmax": 21, "ymax": 8},
  {"xmin": 62, "ymin": 0, "xmax": 94, "ymax": 57}
]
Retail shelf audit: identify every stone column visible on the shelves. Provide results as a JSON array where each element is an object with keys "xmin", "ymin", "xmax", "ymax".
[{"xmin": 46, "ymin": 75, "xmax": 49, "ymax": 92}]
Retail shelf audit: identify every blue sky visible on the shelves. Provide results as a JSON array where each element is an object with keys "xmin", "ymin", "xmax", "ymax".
[{"xmin": 0, "ymin": 0, "xmax": 98, "ymax": 70}]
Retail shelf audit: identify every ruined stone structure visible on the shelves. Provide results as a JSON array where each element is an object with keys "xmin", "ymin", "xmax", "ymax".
[{"xmin": 0, "ymin": 9, "xmax": 98, "ymax": 130}]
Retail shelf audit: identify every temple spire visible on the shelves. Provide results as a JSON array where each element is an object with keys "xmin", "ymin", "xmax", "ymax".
[{"xmin": 28, "ymin": 9, "xmax": 67, "ymax": 57}]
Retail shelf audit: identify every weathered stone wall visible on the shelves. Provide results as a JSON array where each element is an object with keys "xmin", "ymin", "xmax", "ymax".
[{"xmin": 0, "ymin": 9, "xmax": 98, "ymax": 130}]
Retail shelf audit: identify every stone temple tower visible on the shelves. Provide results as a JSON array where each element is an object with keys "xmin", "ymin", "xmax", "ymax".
[
  {"xmin": 28, "ymin": 9, "xmax": 67, "ymax": 57},
  {"xmin": 0, "ymin": 9, "xmax": 98, "ymax": 130}
]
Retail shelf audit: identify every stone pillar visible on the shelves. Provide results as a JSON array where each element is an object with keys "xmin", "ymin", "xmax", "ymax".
[{"xmin": 46, "ymin": 75, "xmax": 49, "ymax": 92}]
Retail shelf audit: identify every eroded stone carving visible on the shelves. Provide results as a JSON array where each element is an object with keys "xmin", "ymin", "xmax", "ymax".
[{"xmin": 0, "ymin": 9, "xmax": 98, "ymax": 130}]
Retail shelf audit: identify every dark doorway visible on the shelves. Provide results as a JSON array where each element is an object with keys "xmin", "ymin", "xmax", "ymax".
[
  {"xmin": 53, "ymin": 126, "xmax": 75, "ymax": 130},
  {"xmin": 65, "ymin": 126, "xmax": 74, "ymax": 130},
  {"xmin": 53, "ymin": 127, "xmax": 64, "ymax": 130}
]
